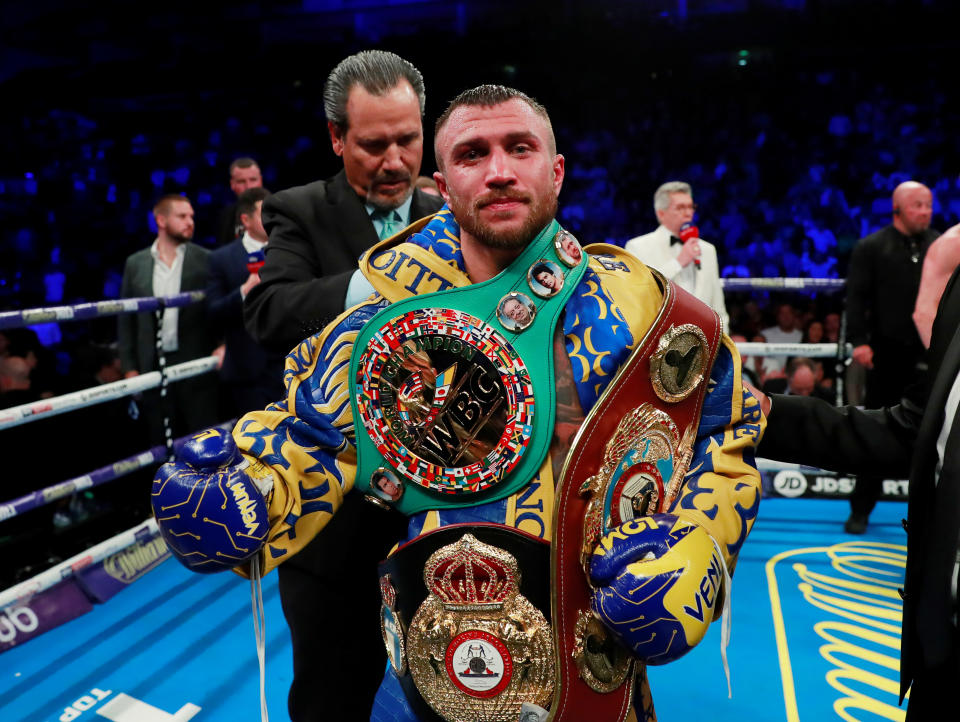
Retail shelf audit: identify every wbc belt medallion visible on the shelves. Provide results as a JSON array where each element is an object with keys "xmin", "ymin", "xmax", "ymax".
[
  {"xmin": 356, "ymin": 308, "xmax": 535, "ymax": 497},
  {"xmin": 406, "ymin": 534, "xmax": 554, "ymax": 722}
]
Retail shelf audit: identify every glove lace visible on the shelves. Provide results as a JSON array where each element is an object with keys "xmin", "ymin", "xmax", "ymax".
[
  {"xmin": 711, "ymin": 536, "xmax": 734, "ymax": 698},
  {"xmin": 250, "ymin": 554, "xmax": 269, "ymax": 722}
]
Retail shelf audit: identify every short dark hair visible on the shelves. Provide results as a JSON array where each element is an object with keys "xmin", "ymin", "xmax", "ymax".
[
  {"xmin": 434, "ymin": 85, "xmax": 555, "ymax": 168},
  {"xmin": 532, "ymin": 262, "xmax": 554, "ymax": 278},
  {"xmin": 153, "ymin": 193, "xmax": 191, "ymax": 216},
  {"xmin": 229, "ymin": 157, "xmax": 259, "ymax": 175},
  {"xmin": 323, "ymin": 50, "xmax": 426, "ymax": 132},
  {"xmin": 237, "ymin": 186, "xmax": 271, "ymax": 218}
]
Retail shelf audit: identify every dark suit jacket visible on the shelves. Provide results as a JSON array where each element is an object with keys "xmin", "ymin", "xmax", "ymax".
[
  {"xmin": 759, "ymin": 266, "xmax": 960, "ymax": 705},
  {"xmin": 243, "ymin": 170, "xmax": 444, "ymax": 352},
  {"xmin": 217, "ymin": 201, "xmax": 240, "ymax": 247},
  {"xmin": 206, "ymin": 238, "xmax": 284, "ymax": 395},
  {"xmin": 118, "ymin": 242, "xmax": 214, "ymax": 373}
]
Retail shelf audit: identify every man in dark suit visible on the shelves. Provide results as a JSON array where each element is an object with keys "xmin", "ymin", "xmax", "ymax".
[
  {"xmin": 216, "ymin": 157, "xmax": 264, "ymax": 247},
  {"xmin": 207, "ymin": 186, "xmax": 285, "ymax": 418},
  {"xmin": 242, "ymin": 51, "xmax": 444, "ymax": 722},
  {"xmin": 758, "ymin": 264, "xmax": 960, "ymax": 719},
  {"xmin": 244, "ymin": 50, "xmax": 445, "ymax": 353},
  {"xmin": 118, "ymin": 194, "xmax": 218, "ymax": 442},
  {"xmin": 843, "ymin": 181, "xmax": 939, "ymax": 533}
]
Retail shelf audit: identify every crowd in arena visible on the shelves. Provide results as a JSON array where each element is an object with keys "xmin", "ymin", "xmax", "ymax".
[{"xmin": 2, "ymin": 27, "xmax": 958, "ymax": 596}]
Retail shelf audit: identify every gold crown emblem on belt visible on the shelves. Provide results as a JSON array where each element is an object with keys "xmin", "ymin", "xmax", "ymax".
[
  {"xmin": 426, "ymin": 534, "xmax": 516, "ymax": 608},
  {"xmin": 406, "ymin": 534, "xmax": 554, "ymax": 722}
]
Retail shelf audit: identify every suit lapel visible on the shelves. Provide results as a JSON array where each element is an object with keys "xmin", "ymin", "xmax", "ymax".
[
  {"xmin": 327, "ymin": 170, "xmax": 379, "ymax": 258},
  {"xmin": 410, "ymin": 188, "xmax": 442, "ymax": 221}
]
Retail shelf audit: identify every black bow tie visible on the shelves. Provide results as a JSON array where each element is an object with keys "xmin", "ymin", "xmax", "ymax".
[{"xmin": 670, "ymin": 235, "xmax": 683, "ymax": 246}]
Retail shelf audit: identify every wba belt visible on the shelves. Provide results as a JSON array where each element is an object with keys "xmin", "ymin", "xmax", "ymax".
[
  {"xmin": 349, "ymin": 219, "xmax": 589, "ymax": 515},
  {"xmin": 378, "ymin": 523, "xmax": 551, "ymax": 722}
]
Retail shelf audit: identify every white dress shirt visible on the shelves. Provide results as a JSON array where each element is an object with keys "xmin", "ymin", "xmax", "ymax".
[
  {"xmin": 150, "ymin": 239, "xmax": 187, "ymax": 352},
  {"xmin": 624, "ymin": 224, "xmax": 728, "ymax": 330}
]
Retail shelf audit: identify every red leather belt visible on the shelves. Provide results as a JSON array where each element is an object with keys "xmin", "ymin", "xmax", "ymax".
[{"xmin": 549, "ymin": 275, "xmax": 722, "ymax": 721}]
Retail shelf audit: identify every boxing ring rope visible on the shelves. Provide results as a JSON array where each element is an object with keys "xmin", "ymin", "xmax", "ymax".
[
  {"xmin": 0, "ymin": 291, "xmax": 205, "ymax": 330},
  {"xmin": 0, "ymin": 356, "xmax": 219, "ymax": 430},
  {"xmin": 0, "ymin": 518, "xmax": 159, "ymax": 611},
  {"xmin": 0, "ymin": 420, "xmax": 235, "ymax": 523},
  {"xmin": 734, "ymin": 342, "xmax": 847, "ymax": 358},
  {"xmin": 0, "ymin": 293, "xmax": 226, "ymax": 627},
  {"xmin": 720, "ymin": 277, "xmax": 845, "ymax": 292},
  {"xmin": 0, "ymin": 276, "xmax": 862, "ymax": 646}
]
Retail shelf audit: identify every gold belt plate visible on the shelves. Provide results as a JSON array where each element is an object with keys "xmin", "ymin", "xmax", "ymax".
[{"xmin": 405, "ymin": 534, "xmax": 554, "ymax": 722}]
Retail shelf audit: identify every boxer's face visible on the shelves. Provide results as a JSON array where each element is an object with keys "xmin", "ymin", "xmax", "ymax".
[
  {"xmin": 561, "ymin": 236, "xmax": 581, "ymax": 262},
  {"xmin": 536, "ymin": 270, "xmax": 557, "ymax": 289},
  {"xmin": 503, "ymin": 298, "xmax": 531, "ymax": 325},
  {"xmin": 435, "ymin": 98, "xmax": 564, "ymax": 251},
  {"xmin": 330, "ymin": 80, "xmax": 423, "ymax": 212}
]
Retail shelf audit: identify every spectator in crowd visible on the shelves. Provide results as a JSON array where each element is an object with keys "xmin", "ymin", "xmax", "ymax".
[
  {"xmin": 843, "ymin": 180, "xmax": 939, "ymax": 533},
  {"xmin": 802, "ymin": 318, "xmax": 835, "ymax": 392},
  {"xmin": 803, "ymin": 319, "xmax": 824, "ymax": 344},
  {"xmin": 730, "ymin": 333, "xmax": 760, "ymax": 387},
  {"xmin": 242, "ymin": 50, "xmax": 444, "ymax": 722},
  {"xmin": 745, "ymin": 332, "xmax": 771, "ymax": 385},
  {"xmin": 4, "ymin": 327, "xmax": 58, "ymax": 398},
  {"xmin": 217, "ymin": 157, "xmax": 264, "ymax": 246},
  {"xmin": 824, "ymin": 312, "xmax": 841, "ymax": 343},
  {"xmin": 624, "ymin": 181, "xmax": 728, "ymax": 329},
  {"xmin": 760, "ymin": 302, "xmax": 802, "ymax": 377},
  {"xmin": 762, "ymin": 356, "xmax": 832, "ymax": 402},
  {"xmin": 118, "ymin": 194, "xmax": 219, "ymax": 442},
  {"xmin": 207, "ymin": 186, "xmax": 285, "ymax": 418},
  {"xmin": 0, "ymin": 355, "xmax": 35, "ymax": 408}
]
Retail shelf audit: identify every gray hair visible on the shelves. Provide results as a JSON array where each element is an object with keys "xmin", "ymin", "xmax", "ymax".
[
  {"xmin": 323, "ymin": 50, "xmax": 426, "ymax": 131},
  {"xmin": 653, "ymin": 181, "xmax": 693, "ymax": 212}
]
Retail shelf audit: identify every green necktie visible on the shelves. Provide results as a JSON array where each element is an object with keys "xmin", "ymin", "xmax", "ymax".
[{"xmin": 377, "ymin": 211, "xmax": 402, "ymax": 240}]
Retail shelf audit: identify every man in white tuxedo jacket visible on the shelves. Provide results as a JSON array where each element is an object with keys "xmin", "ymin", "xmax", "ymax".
[{"xmin": 624, "ymin": 181, "xmax": 728, "ymax": 329}]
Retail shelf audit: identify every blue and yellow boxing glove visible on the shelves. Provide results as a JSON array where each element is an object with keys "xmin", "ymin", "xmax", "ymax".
[
  {"xmin": 589, "ymin": 513, "xmax": 725, "ymax": 665},
  {"xmin": 152, "ymin": 427, "xmax": 274, "ymax": 573}
]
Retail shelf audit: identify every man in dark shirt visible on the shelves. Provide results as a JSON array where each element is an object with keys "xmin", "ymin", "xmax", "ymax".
[{"xmin": 844, "ymin": 180, "xmax": 939, "ymax": 532}]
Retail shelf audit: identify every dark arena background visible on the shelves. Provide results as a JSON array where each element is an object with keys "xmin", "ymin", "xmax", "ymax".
[{"xmin": 1, "ymin": 1, "xmax": 956, "ymax": 721}]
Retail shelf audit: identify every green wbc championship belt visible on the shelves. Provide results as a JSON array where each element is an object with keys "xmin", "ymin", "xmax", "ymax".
[{"xmin": 349, "ymin": 219, "xmax": 589, "ymax": 515}]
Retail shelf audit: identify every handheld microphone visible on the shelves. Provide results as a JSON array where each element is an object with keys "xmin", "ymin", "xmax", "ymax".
[
  {"xmin": 246, "ymin": 249, "xmax": 265, "ymax": 275},
  {"xmin": 679, "ymin": 222, "xmax": 701, "ymax": 269}
]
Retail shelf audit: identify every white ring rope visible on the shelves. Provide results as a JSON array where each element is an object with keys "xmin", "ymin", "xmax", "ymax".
[
  {"xmin": 0, "ymin": 275, "xmax": 854, "ymax": 640},
  {"xmin": 0, "ymin": 356, "xmax": 219, "ymax": 431},
  {"xmin": 735, "ymin": 342, "xmax": 848, "ymax": 359},
  {"xmin": 720, "ymin": 277, "xmax": 845, "ymax": 291},
  {"xmin": 0, "ymin": 517, "xmax": 158, "ymax": 612},
  {"xmin": 0, "ymin": 292, "xmax": 205, "ymax": 330}
]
